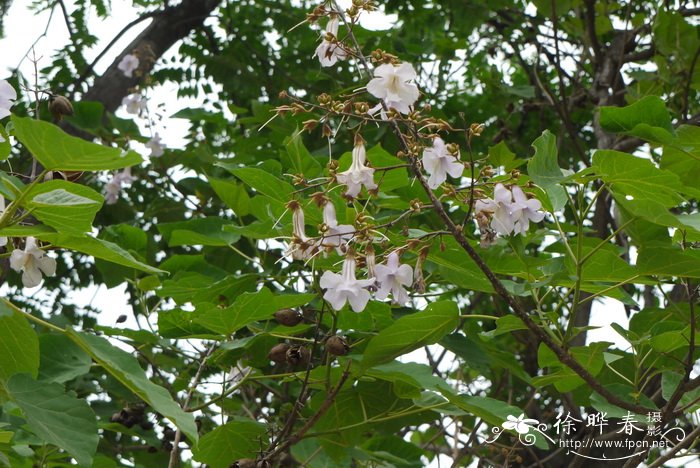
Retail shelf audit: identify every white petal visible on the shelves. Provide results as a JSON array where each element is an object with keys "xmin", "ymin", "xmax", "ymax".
[
  {"xmin": 395, "ymin": 62, "xmax": 417, "ymax": 81},
  {"xmin": 320, "ymin": 271, "xmax": 342, "ymax": 289},
  {"xmin": 9, "ymin": 250, "xmax": 26, "ymax": 271},
  {"xmin": 445, "ymin": 159, "xmax": 464, "ymax": 179},
  {"xmin": 347, "ymin": 288, "xmax": 371, "ymax": 312},
  {"xmin": 0, "ymin": 80, "xmax": 17, "ymax": 102},
  {"xmin": 324, "ymin": 288, "xmax": 347, "ymax": 311},
  {"xmin": 37, "ymin": 256, "xmax": 56, "ymax": 277},
  {"xmin": 395, "ymin": 264, "xmax": 413, "ymax": 285},
  {"xmin": 366, "ymin": 77, "xmax": 387, "ymax": 99},
  {"xmin": 21, "ymin": 265, "xmax": 43, "ymax": 288}
]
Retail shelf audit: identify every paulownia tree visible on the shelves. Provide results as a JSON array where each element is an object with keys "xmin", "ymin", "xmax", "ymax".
[{"xmin": 0, "ymin": 0, "xmax": 699, "ymax": 467}]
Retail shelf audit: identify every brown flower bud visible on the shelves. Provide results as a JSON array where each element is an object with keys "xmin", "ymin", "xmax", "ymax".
[
  {"xmin": 278, "ymin": 90, "xmax": 289, "ymax": 100},
  {"xmin": 326, "ymin": 335, "xmax": 350, "ymax": 356},
  {"xmin": 268, "ymin": 343, "xmax": 290, "ymax": 364},
  {"xmin": 49, "ymin": 95, "xmax": 74, "ymax": 122},
  {"xmin": 285, "ymin": 345, "xmax": 311, "ymax": 366},
  {"xmin": 302, "ymin": 119, "xmax": 318, "ymax": 132},
  {"xmin": 274, "ymin": 309, "xmax": 303, "ymax": 327}
]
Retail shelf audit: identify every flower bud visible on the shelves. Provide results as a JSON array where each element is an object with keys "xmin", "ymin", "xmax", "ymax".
[
  {"xmin": 49, "ymin": 95, "xmax": 74, "ymax": 121},
  {"xmin": 325, "ymin": 335, "xmax": 350, "ymax": 356},
  {"xmin": 274, "ymin": 309, "xmax": 303, "ymax": 327},
  {"xmin": 268, "ymin": 343, "xmax": 290, "ymax": 364}
]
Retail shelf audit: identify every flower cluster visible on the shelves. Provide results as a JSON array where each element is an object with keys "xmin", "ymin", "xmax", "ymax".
[
  {"xmin": 319, "ymin": 251, "xmax": 413, "ymax": 312},
  {"xmin": 104, "ymin": 167, "xmax": 136, "ymax": 205},
  {"xmin": 475, "ymin": 183, "xmax": 545, "ymax": 238},
  {"xmin": 279, "ymin": 11, "xmax": 548, "ymax": 315}
]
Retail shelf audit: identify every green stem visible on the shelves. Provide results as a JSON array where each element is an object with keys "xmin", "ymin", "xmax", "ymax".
[{"xmin": 1, "ymin": 298, "xmax": 65, "ymax": 333}]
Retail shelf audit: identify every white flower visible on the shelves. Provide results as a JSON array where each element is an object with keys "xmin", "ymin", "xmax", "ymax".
[
  {"xmin": 104, "ymin": 167, "xmax": 136, "ymax": 205},
  {"xmin": 117, "ymin": 54, "xmax": 140, "ymax": 78},
  {"xmin": 0, "ymin": 197, "xmax": 7, "ymax": 247},
  {"xmin": 315, "ymin": 16, "xmax": 347, "ymax": 67},
  {"xmin": 502, "ymin": 414, "xmax": 539, "ymax": 435},
  {"xmin": 284, "ymin": 204, "xmax": 317, "ymax": 261},
  {"xmin": 145, "ymin": 132, "xmax": 165, "ymax": 157},
  {"xmin": 320, "ymin": 255, "xmax": 375, "ymax": 312},
  {"xmin": 366, "ymin": 63, "xmax": 419, "ymax": 114},
  {"xmin": 374, "ymin": 251, "xmax": 413, "ymax": 306},
  {"xmin": 0, "ymin": 79, "xmax": 17, "ymax": 120},
  {"xmin": 422, "ymin": 137, "xmax": 464, "ymax": 189},
  {"xmin": 121, "ymin": 93, "xmax": 146, "ymax": 115},
  {"xmin": 474, "ymin": 183, "xmax": 518, "ymax": 236},
  {"xmin": 10, "ymin": 237, "xmax": 56, "ymax": 288},
  {"xmin": 336, "ymin": 141, "xmax": 377, "ymax": 198},
  {"xmin": 319, "ymin": 202, "xmax": 353, "ymax": 253},
  {"xmin": 511, "ymin": 185, "xmax": 545, "ymax": 235}
]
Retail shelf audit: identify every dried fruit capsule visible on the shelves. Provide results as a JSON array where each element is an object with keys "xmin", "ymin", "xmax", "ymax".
[
  {"xmin": 274, "ymin": 309, "xmax": 303, "ymax": 327},
  {"xmin": 268, "ymin": 343, "xmax": 290, "ymax": 364},
  {"xmin": 325, "ymin": 335, "xmax": 350, "ymax": 356},
  {"xmin": 285, "ymin": 345, "xmax": 310, "ymax": 366},
  {"xmin": 48, "ymin": 94, "xmax": 74, "ymax": 121}
]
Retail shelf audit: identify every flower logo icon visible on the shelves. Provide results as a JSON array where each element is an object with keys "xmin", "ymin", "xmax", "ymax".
[{"xmin": 502, "ymin": 414, "xmax": 540, "ymax": 435}]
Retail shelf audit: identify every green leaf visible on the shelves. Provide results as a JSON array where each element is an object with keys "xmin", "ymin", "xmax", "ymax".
[
  {"xmin": 599, "ymin": 96, "xmax": 674, "ymax": 144},
  {"xmin": 282, "ymin": 131, "xmax": 323, "ymax": 178},
  {"xmin": 63, "ymin": 101, "xmax": 104, "ymax": 133},
  {"xmin": 0, "ymin": 302, "xmax": 39, "ymax": 383},
  {"xmin": 37, "ymin": 334, "xmax": 92, "ymax": 384},
  {"xmin": 25, "ymin": 181, "xmax": 102, "ymax": 234},
  {"xmin": 480, "ymin": 315, "xmax": 527, "ymax": 340},
  {"xmin": 12, "ymin": 116, "xmax": 142, "ymax": 171},
  {"xmin": 7, "ymin": 374, "xmax": 98, "ymax": 466},
  {"xmin": 195, "ymin": 287, "xmax": 277, "ymax": 335},
  {"xmin": 192, "ymin": 420, "xmax": 268, "ymax": 468},
  {"xmin": 158, "ymin": 217, "xmax": 240, "ymax": 247},
  {"xmin": 36, "ymin": 233, "xmax": 165, "ymax": 275},
  {"xmin": 527, "ymin": 130, "xmax": 566, "ymax": 211},
  {"xmin": 535, "ymin": 342, "xmax": 610, "ymax": 392},
  {"xmin": 360, "ymin": 301, "xmax": 459, "ymax": 370},
  {"xmin": 637, "ymin": 247, "xmax": 700, "ymax": 278},
  {"xmin": 208, "ymin": 177, "xmax": 250, "ymax": 216},
  {"xmin": 488, "ymin": 141, "xmax": 523, "ymax": 171},
  {"xmin": 223, "ymin": 166, "xmax": 293, "ymax": 205},
  {"xmin": 65, "ymin": 330, "xmax": 198, "ymax": 444}
]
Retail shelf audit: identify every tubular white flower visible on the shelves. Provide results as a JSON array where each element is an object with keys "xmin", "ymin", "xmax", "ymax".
[
  {"xmin": 319, "ymin": 202, "xmax": 353, "ymax": 253},
  {"xmin": 284, "ymin": 204, "xmax": 317, "ymax": 260},
  {"xmin": 474, "ymin": 183, "xmax": 518, "ymax": 236},
  {"xmin": 146, "ymin": 133, "xmax": 165, "ymax": 157},
  {"xmin": 0, "ymin": 79, "xmax": 17, "ymax": 120},
  {"xmin": 315, "ymin": 16, "xmax": 348, "ymax": 67},
  {"xmin": 374, "ymin": 251, "xmax": 413, "ymax": 306},
  {"xmin": 422, "ymin": 137, "xmax": 464, "ymax": 189},
  {"xmin": 510, "ymin": 185, "xmax": 545, "ymax": 235},
  {"xmin": 366, "ymin": 63, "xmax": 419, "ymax": 114},
  {"xmin": 117, "ymin": 54, "xmax": 140, "ymax": 78},
  {"xmin": 121, "ymin": 93, "xmax": 146, "ymax": 115},
  {"xmin": 320, "ymin": 255, "xmax": 375, "ymax": 312},
  {"xmin": 336, "ymin": 141, "xmax": 377, "ymax": 198},
  {"xmin": 9, "ymin": 237, "xmax": 56, "ymax": 288}
]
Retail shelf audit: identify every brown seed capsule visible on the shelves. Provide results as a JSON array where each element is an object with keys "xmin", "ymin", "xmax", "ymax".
[
  {"xmin": 325, "ymin": 335, "xmax": 349, "ymax": 356},
  {"xmin": 285, "ymin": 345, "xmax": 310, "ymax": 366},
  {"xmin": 267, "ymin": 343, "xmax": 290, "ymax": 364},
  {"xmin": 231, "ymin": 460, "xmax": 256, "ymax": 468},
  {"xmin": 48, "ymin": 95, "xmax": 74, "ymax": 122},
  {"xmin": 274, "ymin": 309, "xmax": 303, "ymax": 327}
]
